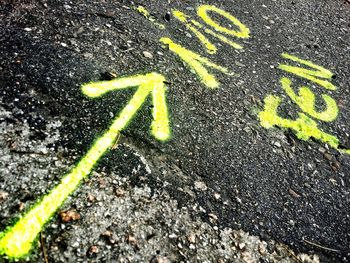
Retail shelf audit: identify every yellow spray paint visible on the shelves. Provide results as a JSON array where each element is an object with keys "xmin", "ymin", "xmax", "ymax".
[
  {"xmin": 193, "ymin": 19, "xmax": 243, "ymax": 50},
  {"xmin": 134, "ymin": 5, "xmax": 249, "ymax": 89},
  {"xmin": 279, "ymin": 53, "xmax": 336, "ymax": 91},
  {"xmin": 173, "ymin": 10, "xmax": 217, "ymax": 54},
  {"xmin": 259, "ymin": 53, "xmax": 350, "ymax": 154},
  {"xmin": 160, "ymin": 37, "xmax": 230, "ymax": 88},
  {"xmin": 173, "ymin": 10, "xmax": 243, "ymax": 52},
  {"xmin": 0, "ymin": 72, "xmax": 170, "ymax": 259},
  {"xmin": 341, "ymin": 148, "xmax": 350, "ymax": 155},
  {"xmin": 280, "ymin": 77, "xmax": 338, "ymax": 122},
  {"xmin": 197, "ymin": 5, "xmax": 250, "ymax": 39},
  {"xmin": 136, "ymin": 6, "xmax": 165, "ymax": 30},
  {"xmin": 136, "ymin": 6, "xmax": 150, "ymax": 19},
  {"xmin": 259, "ymin": 95, "xmax": 339, "ymax": 148},
  {"xmin": 82, "ymin": 73, "xmax": 170, "ymax": 141}
]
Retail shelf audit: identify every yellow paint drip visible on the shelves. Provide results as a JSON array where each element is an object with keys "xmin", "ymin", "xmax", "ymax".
[
  {"xmin": 197, "ymin": 5, "xmax": 250, "ymax": 39},
  {"xmin": 280, "ymin": 77, "xmax": 338, "ymax": 122},
  {"xmin": 0, "ymin": 72, "xmax": 170, "ymax": 259},
  {"xmin": 173, "ymin": 10, "xmax": 217, "ymax": 54},
  {"xmin": 136, "ymin": 6, "xmax": 150, "ymax": 18},
  {"xmin": 136, "ymin": 6, "xmax": 165, "ymax": 30},
  {"xmin": 259, "ymin": 95, "xmax": 339, "ymax": 149},
  {"xmin": 279, "ymin": 53, "xmax": 336, "ymax": 91},
  {"xmin": 159, "ymin": 37, "xmax": 230, "ymax": 88}
]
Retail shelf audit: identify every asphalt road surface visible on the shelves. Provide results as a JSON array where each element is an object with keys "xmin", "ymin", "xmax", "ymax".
[{"xmin": 0, "ymin": 0, "xmax": 350, "ymax": 262}]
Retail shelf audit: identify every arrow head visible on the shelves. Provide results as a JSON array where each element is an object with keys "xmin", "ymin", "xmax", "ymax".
[
  {"xmin": 82, "ymin": 73, "xmax": 165, "ymax": 98},
  {"xmin": 81, "ymin": 72, "xmax": 171, "ymax": 141}
]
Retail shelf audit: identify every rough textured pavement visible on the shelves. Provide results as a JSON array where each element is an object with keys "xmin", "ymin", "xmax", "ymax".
[{"xmin": 0, "ymin": 0, "xmax": 350, "ymax": 262}]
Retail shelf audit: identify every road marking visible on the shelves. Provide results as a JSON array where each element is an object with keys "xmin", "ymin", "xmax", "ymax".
[
  {"xmin": 191, "ymin": 19, "xmax": 244, "ymax": 50},
  {"xmin": 0, "ymin": 72, "xmax": 170, "ymax": 259},
  {"xmin": 173, "ymin": 9, "xmax": 244, "ymax": 53},
  {"xmin": 260, "ymin": 54, "xmax": 350, "ymax": 154},
  {"xmin": 3, "ymin": 3, "xmax": 347, "ymax": 259},
  {"xmin": 82, "ymin": 73, "xmax": 170, "ymax": 141},
  {"xmin": 160, "ymin": 37, "xmax": 231, "ymax": 88},
  {"xmin": 136, "ymin": 5, "xmax": 249, "ymax": 88},
  {"xmin": 280, "ymin": 77, "xmax": 338, "ymax": 122},
  {"xmin": 173, "ymin": 10, "xmax": 217, "ymax": 54},
  {"xmin": 135, "ymin": 4, "xmax": 347, "ymax": 155},
  {"xmin": 279, "ymin": 53, "xmax": 336, "ymax": 91},
  {"xmin": 197, "ymin": 5, "xmax": 250, "ymax": 38},
  {"xmin": 259, "ymin": 90, "xmax": 339, "ymax": 149},
  {"xmin": 136, "ymin": 6, "xmax": 165, "ymax": 30},
  {"xmin": 1, "ymin": 3, "xmax": 250, "ymax": 258}
]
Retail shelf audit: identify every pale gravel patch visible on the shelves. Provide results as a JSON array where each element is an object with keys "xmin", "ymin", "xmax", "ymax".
[{"xmin": 0, "ymin": 105, "xmax": 320, "ymax": 262}]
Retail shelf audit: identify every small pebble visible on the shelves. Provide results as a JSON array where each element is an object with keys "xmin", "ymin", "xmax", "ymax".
[
  {"xmin": 323, "ymin": 152, "xmax": 332, "ymax": 161},
  {"xmin": 88, "ymin": 245, "xmax": 99, "ymax": 254},
  {"xmin": 208, "ymin": 213, "xmax": 218, "ymax": 222},
  {"xmin": 194, "ymin": 181, "xmax": 207, "ymax": 191},
  {"xmin": 115, "ymin": 187, "xmax": 126, "ymax": 197},
  {"xmin": 288, "ymin": 188, "xmax": 301, "ymax": 198},
  {"xmin": 72, "ymin": 241, "xmax": 79, "ymax": 248},
  {"xmin": 0, "ymin": 191, "xmax": 9, "ymax": 202},
  {"xmin": 238, "ymin": 243, "xmax": 246, "ymax": 250},
  {"xmin": 87, "ymin": 193, "xmax": 96, "ymax": 203},
  {"xmin": 18, "ymin": 202, "xmax": 25, "ymax": 211},
  {"xmin": 187, "ymin": 233, "xmax": 196, "ymax": 243},
  {"xmin": 143, "ymin": 51, "xmax": 153, "ymax": 59},
  {"xmin": 273, "ymin": 141, "xmax": 281, "ymax": 148},
  {"xmin": 155, "ymin": 256, "xmax": 169, "ymax": 263},
  {"xmin": 102, "ymin": 230, "xmax": 112, "ymax": 237},
  {"xmin": 60, "ymin": 209, "xmax": 81, "ymax": 222},
  {"xmin": 258, "ymin": 242, "xmax": 267, "ymax": 255},
  {"xmin": 169, "ymin": 233, "xmax": 177, "ymax": 239},
  {"xmin": 330, "ymin": 161, "xmax": 341, "ymax": 171},
  {"xmin": 214, "ymin": 193, "xmax": 221, "ymax": 200},
  {"xmin": 127, "ymin": 235, "xmax": 137, "ymax": 246}
]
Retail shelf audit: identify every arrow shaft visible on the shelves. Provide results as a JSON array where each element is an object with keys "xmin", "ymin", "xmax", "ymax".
[
  {"xmin": 0, "ymin": 84, "xmax": 153, "ymax": 258},
  {"xmin": 151, "ymin": 81, "xmax": 170, "ymax": 140}
]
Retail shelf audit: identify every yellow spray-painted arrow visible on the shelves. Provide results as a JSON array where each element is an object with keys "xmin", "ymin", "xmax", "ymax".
[{"xmin": 0, "ymin": 72, "xmax": 170, "ymax": 259}]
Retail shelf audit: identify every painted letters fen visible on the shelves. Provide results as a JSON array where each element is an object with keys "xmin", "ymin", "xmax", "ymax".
[
  {"xmin": 259, "ymin": 53, "xmax": 349, "ymax": 154},
  {"xmin": 0, "ymin": 3, "xmax": 348, "ymax": 259}
]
